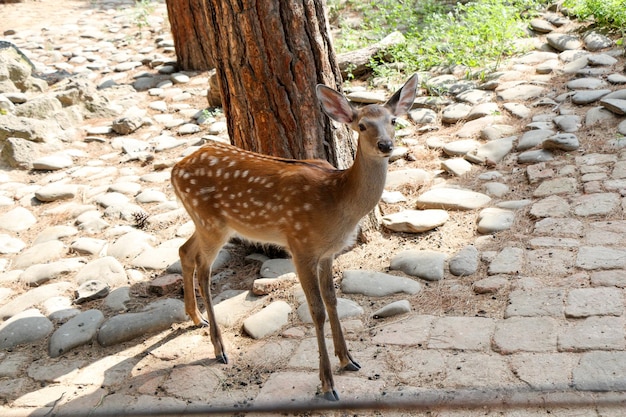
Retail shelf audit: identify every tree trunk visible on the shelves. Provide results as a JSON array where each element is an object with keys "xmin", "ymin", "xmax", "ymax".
[
  {"xmin": 203, "ymin": 0, "xmax": 379, "ymax": 238},
  {"xmin": 203, "ymin": 0, "xmax": 354, "ymax": 167},
  {"xmin": 166, "ymin": 0, "xmax": 214, "ymax": 71}
]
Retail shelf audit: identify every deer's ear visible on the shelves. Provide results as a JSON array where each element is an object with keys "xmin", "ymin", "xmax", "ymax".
[
  {"xmin": 316, "ymin": 84, "xmax": 356, "ymax": 124},
  {"xmin": 385, "ymin": 74, "xmax": 418, "ymax": 116}
]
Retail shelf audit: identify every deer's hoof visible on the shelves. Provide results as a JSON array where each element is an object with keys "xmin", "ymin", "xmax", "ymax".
[
  {"xmin": 323, "ymin": 390, "xmax": 340, "ymax": 401},
  {"xmin": 199, "ymin": 317, "xmax": 210, "ymax": 328},
  {"xmin": 343, "ymin": 360, "xmax": 361, "ymax": 371},
  {"xmin": 216, "ymin": 353, "xmax": 229, "ymax": 364}
]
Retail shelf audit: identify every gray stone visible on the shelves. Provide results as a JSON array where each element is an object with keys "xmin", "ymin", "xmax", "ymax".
[
  {"xmin": 409, "ymin": 108, "xmax": 437, "ymax": 124},
  {"xmin": 14, "ymin": 96, "xmax": 63, "ymax": 119},
  {"xmin": 477, "ymin": 207, "xmax": 515, "ymax": 234},
  {"xmin": 559, "ymin": 316, "xmax": 626, "ymax": 352},
  {"xmin": 608, "ymin": 73, "xmax": 626, "ymax": 85},
  {"xmin": 497, "ymin": 84, "xmax": 545, "ymax": 101},
  {"xmin": 553, "ymin": 115, "xmax": 580, "ymax": 132},
  {"xmin": 213, "ymin": 290, "xmax": 264, "ymax": 327},
  {"xmin": 533, "ymin": 177, "xmax": 577, "ymax": 197},
  {"xmin": 341, "ymin": 270, "xmax": 422, "ymax": 296},
  {"xmin": 542, "ymin": 133, "xmax": 579, "ymax": 151},
  {"xmin": 503, "ymin": 102, "xmax": 531, "ymax": 118},
  {"xmin": 493, "ymin": 317, "xmax": 558, "ymax": 353},
  {"xmin": 511, "ymin": 353, "xmax": 576, "ymax": 390},
  {"xmin": 565, "ymin": 287, "xmax": 624, "ymax": 318},
  {"xmin": 546, "ymin": 33, "xmax": 582, "ymax": 51},
  {"xmin": 576, "ymin": 246, "xmax": 626, "ymax": 270},
  {"xmin": 517, "ymin": 129, "xmax": 555, "ymax": 151},
  {"xmin": 530, "ymin": 195, "xmax": 570, "ymax": 218},
  {"xmin": 506, "ymin": 288, "xmax": 564, "ymax": 318},
  {"xmin": 389, "ymin": 250, "xmax": 447, "ymax": 281},
  {"xmin": 74, "ymin": 280, "xmax": 110, "ymax": 304},
  {"xmin": 571, "ymin": 89, "xmax": 611, "ymax": 105},
  {"xmin": 372, "ymin": 300, "xmax": 411, "ymax": 319},
  {"xmin": 108, "ymin": 230, "xmax": 156, "ymax": 261},
  {"xmin": 260, "ymin": 258, "xmax": 296, "ymax": 278},
  {"xmin": 243, "ymin": 301, "xmax": 291, "ymax": 339},
  {"xmin": 567, "ymin": 77, "xmax": 607, "ymax": 90},
  {"xmin": 583, "ymin": 32, "xmax": 614, "ymax": 51},
  {"xmin": 442, "ymin": 139, "xmax": 480, "ymax": 156},
  {"xmin": 572, "ymin": 193, "xmax": 620, "ymax": 216},
  {"xmin": 112, "ymin": 116, "xmax": 143, "ymax": 135},
  {"xmin": 574, "ymin": 352, "xmax": 626, "ymax": 390},
  {"xmin": 529, "ymin": 18, "xmax": 555, "ymax": 33},
  {"xmin": 441, "ymin": 158, "xmax": 472, "ymax": 176},
  {"xmin": 600, "ymin": 98, "xmax": 626, "ymax": 115},
  {"xmin": 385, "ymin": 168, "xmax": 431, "ymax": 190},
  {"xmin": 48, "ymin": 309, "xmax": 105, "ymax": 357},
  {"xmin": 415, "ymin": 187, "xmax": 491, "ymax": 211},
  {"xmin": 429, "ymin": 316, "xmax": 495, "ymax": 351},
  {"xmin": 488, "ymin": 247, "xmax": 524, "ymax": 275},
  {"xmin": 103, "ymin": 287, "xmax": 131, "ymax": 312},
  {"xmin": 97, "ymin": 299, "xmax": 187, "ymax": 347},
  {"xmin": 441, "ymin": 103, "xmax": 472, "ymax": 124},
  {"xmin": 296, "ymin": 298, "xmax": 363, "ymax": 323},
  {"xmin": 517, "ymin": 149, "xmax": 554, "ymax": 164},
  {"xmin": 0, "ymin": 234, "xmax": 26, "ymax": 254},
  {"xmin": 470, "ymin": 136, "xmax": 515, "ymax": 164},
  {"xmin": 382, "ymin": 209, "xmax": 449, "ymax": 233},
  {"xmin": 0, "ymin": 309, "xmax": 54, "ymax": 350},
  {"xmin": 1, "ymin": 136, "xmax": 38, "ymax": 169},
  {"xmin": 20, "ymin": 259, "xmax": 84, "ymax": 287},
  {"xmin": 449, "ymin": 245, "xmax": 479, "ymax": 276}
]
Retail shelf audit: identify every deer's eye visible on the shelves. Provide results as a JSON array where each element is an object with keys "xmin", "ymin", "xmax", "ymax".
[
  {"xmin": 358, "ymin": 123, "xmax": 366, "ymax": 131},
  {"xmin": 391, "ymin": 118, "xmax": 397, "ymax": 126}
]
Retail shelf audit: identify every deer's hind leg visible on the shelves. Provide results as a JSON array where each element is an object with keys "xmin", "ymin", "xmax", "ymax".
[{"xmin": 179, "ymin": 232, "xmax": 207, "ymax": 327}]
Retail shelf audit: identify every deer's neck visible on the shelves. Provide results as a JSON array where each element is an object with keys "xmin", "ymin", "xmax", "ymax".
[{"xmin": 339, "ymin": 149, "xmax": 388, "ymax": 221}]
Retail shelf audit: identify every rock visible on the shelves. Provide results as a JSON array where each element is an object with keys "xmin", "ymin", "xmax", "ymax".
[
  {"xmin": 14, "ymin": 96, "xmax": 63, "ymax": 119},
  {"xmin": 112, "ymin": 116, "xmax": 143, "ymax": 135},
  {"xmin": 389, "ymin": 250, "xmax": 447, "ymax": 281},
  {"xmin": 529, "ymin": 18, "xmax": 555, "ymax": 33},
  {"xmin": 252, "ymin": 273, "xmax": 298, "ymax": 295},
  {"xmin": 0, "ymin": 309, "xmax": 53, "ymax": 350},
  {"xmin": 442, "ymin": 139, "xmax": 480, "ymax": 157},
  {"xmin": 32, "ymin": 153, "xmax": 74, "ymax": 170},
  {"xmin": 149, "ymin": 274, "xmax": 183, "ymax": 295},
  {"xmin": 0, "ymin": 206, "xmax": 37, "ymax": 232},
  {"xmin": 12, "ymin": 240, "xmax": 66, "ymax": 269},
  {"xmin": 19, "ymin": 259, "xmax": 84, "ymax": 287},
  {"xmin": 35, "ymin": 183, "xmax": 78, "ymax": 202},
  {"xmin": 409, "ymin": 108, "xmax": 437, "ymax": 124},
  {"xmin": 441, "ymin": 158, "xmax": 473, "ymax": 176},
  {"xmin": 546, "ymin": 33, "xmax": 582, "ymax": 51},
  {"xmin": 381, "ymin": 209, "xmax": 449, "ymax": 233},
  {"xmin": 518, "ymin": 130, "xmax": 555, "ymax": 151},
  {"xmin": 0, "ymin": 234, "xmax": 26, "ymax": 254},
  {"xmin": 385, "ymin": 168, "xmax": 431, "ymax": 190},
  {"xmin": 442, "ymin": 103, "xmax": 472, "ymax": 124},
  {"xmin": 74, "ymin": 280, "xmax": 110, "ymax": 304},
  {"xmin": 583, "ymin": 32, "xmax": 614, "ymax": 51},
  {"xmin": 571, "ymin": 89, "xmax": 611, "ymax": 105},
  {"xmin": 296, "ymin": 298, "xmax": 363, "ymax": 323},
  {"xmin": 415, "ymin": 187, "xmax": 491, "ymax": 210},
  {"xmin": 103, "ymin": 287, "xmax": 131, "ymax": 312},
  {"xmin": 542, "ymin": 133, "xmax": 579, "ymax": 151},
  {"xmin": 600, "ymin": 99, "xmax": 626, "ymax": 115},
  {"xmin": 372, "ymin": 300, "xmax": 411, "ymax": 319},
  {"xmin": 477, "ymin": 207, "xmax": 516, "ymax": 234},
  {"xmin": 497, "ymin": 84, "xmax": 545, "ymax": 101},
  {"xmin": 567, "ymin": 77, "xmax": 607, "ymax": 90},
  {"xmin": 97, "ymin": 299, "xmax": 188, "ymax": 347},
  {"xmin": 488, "ymin": 247, "xmax": 525, "ymax": 275},
  {"xmin": 470, "ymin": 136, "xmax": 515, "ymax": 164},
  {"xmin": 243, "ymin": 301, "xmax": 292, "ymax": 339},
  {"xmin": 260, "ymin": 259, "xmax": 296, "ymax": 278},
  {"xmin": 48, "ymin": 309, "xmax": 105, "ymax": 358},
  {"xmin": 517, "ymin": 149, "xmax": 554, "ymax": 164},
  {"xmin": 74, "ymin": 257, "xmax": 128, "ymax": 287},
  {"xmin": 0, "ymin": 282, "xmax": 73, "ymax": 321},
  {"xmin": 1, "ymin": 136, "xmax": 38, "ymax": 169},
  {"xmin": 449, "ymin": 245, "xmax": 479, "ymax": 276},
  {"xmin": 341, "ymin": 270, "xmax": 422, "ymax": 296},
  {"xmin": 213, "ymin": 290, "xmax": 264, "ymax": 327}
]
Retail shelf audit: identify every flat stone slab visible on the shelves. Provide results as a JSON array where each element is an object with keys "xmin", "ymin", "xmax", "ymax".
[
  {"xmin": 532, "ymin": 177, "xmax": 577, "ymax": 197},
  {"xmin": 576, "ymin": 246, "xmax": 626, "ymax": 270},
  {"xmin": 506, "ymin": 288, "xmax": 564, "ymax": 318},
  {"xmin": 415, "ymin": 188, "xmax": 491, "ymax": 210},
  {"xmin": 565, "ymin": 287, "xmax": 624, "ymax": 318},
  {"xmin": 428, "ymin": 317, "xmax": 495, "ymax": 351},
  {"xmin": 559, "ymin": 316, "xmax": 626, "ymax": 352},
  {"xmin": 493, "ymin": 317, "xmax": 558, "ymax": 354},
  {"xmin": 390, "ymin": 250, "xmax": 447, "ymax": 281},
  {"xmin": 381, "ymin": 209, "xmax": 449, "ymax": 233},
  {"xmin": 341, "ymin": 270, "xmax": 422, "ymax": 296},
  {"xmin": 574, "ymin": 352, "xmax": 626, "ymax": 391}
]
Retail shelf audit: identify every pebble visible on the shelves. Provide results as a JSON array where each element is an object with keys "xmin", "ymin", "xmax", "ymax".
[
  {"xmin": 477, "ymin": 207, "xmax": 516, "ymax": 234},
  {"xmin": 243, "ymin": 301, "xmax": 291, "ymax": 339},
  {"xmin": 0, "ymin": 207, "xmax": 37, "ymax": 232},
  {"xmin": 48, "ymin": 309, "xmax": 105, "ymax": 358},
  {"xmin": 449, "ymin": 245, "xmax": 479, "ymax": 276},
  {"xmin": 0, "ymin": 309, "xmax": 54, "ymax": 350}
]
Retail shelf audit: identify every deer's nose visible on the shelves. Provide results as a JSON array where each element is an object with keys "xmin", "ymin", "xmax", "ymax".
[{"xmin": 377, "ymin": 140, "xmax": 393, "ymax": 154}]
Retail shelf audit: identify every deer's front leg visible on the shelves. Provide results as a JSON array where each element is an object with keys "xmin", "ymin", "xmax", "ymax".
[
  {"xmin": 294, "ymin": 255, "xmax": 339, "ymax": 401},
  {"xmin": 179, "ymin": 235, "xmax": 208, "ymax": 327},
  {"xmin": 319, "ymin": 257, "xmax": 360, "ymax": 372}
]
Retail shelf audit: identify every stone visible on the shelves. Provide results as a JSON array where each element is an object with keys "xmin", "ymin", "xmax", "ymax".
[
  {"xmin": 542, "ymin": 133, "xmax": 579, "ymax": 151},
  {"xmin": 372, "ymin": 300, "xmax": 411, "ymax": 319},
  {"xmin": 583, "ymin": 32, "xmax": 614, "ymax": 51},
  {"xmin": 559, "ymin": 316, "xmax": 626, "ymax": 352},
  {"xmin": 149, "ymin": 274, "xmax": 183, "ymax": 295},
  {"xmin": 74, "ymin": 280, "xmax": 110, "ymax": 304},
  {"xmin": 600, "ymin": 99, "xmax": 626, "ymax": 115},
  {"xmin": 381, "ymin": 209, "xmax": 449, "ymax": 233},
  {"xmin": 296, "ymin": 298, "xmax": 363, "ymax": 323},
  {"xmin": 385, "ymin": 169, "xmax": 431, "ymax": 189},
  {"xmin": 441, "ymin": 103, "xmax": 472, "ymax": 123},
  {"xmin": 0, "ymin": 206, "xmax": 37, "ymax": 232},
  {"xmin": 442, "ymin": 139, "xmax": 480, "ymax": 156},
  {"xmin": 574, "ymin": 352, "xmax": 626, "ymax": 390},
  {"xmin": 546, "ymin": 33, "xmax": 582, "ymax": 51},
  {"xmin": 517, "ymin": 149, "xmax": 554, "ymax": 164},
  {"xmin": 0, "ymin": 309, "xmax": 54, "ymax": 350},
  {"xmin": 97, "ymin": 299, "xmax": 187, "ymax": 347},
  {"xmin": 565, "ymin": 287, "xmax": 624, "ymax": 318},
  {"xmin": 429, "ymin": 316, "xmax": 495, "ymax": 351},
  {"xmin": 488, "ymin": 247, "xmax": 524, "ymax": 275},
  {"xmin": 341, "ymin": 270, "xmax": 422, "ymax": 296},
  {"xmin": 252, "ymin": 273, "xmax": 298, "ymax": 295},
  {"xmin": 0, "ymin": 234, "xmax": 26, "ymax": 254},
  {"xmin": 477, "ymin": 207, "xmax": 515, "ymax": 234},
  {"xmin": 470, "ymin": 136, "xmax": 515, "ymax": 164},
  {"xmin": 530, "ymin": 195, "xmax": 570, "ymax": 218},
  {"xmin": 415, "ymin": 187, "xmax": 491, "ymax": 211},
  {"xmin": 449, "ymin": 245, "xmax": 479, "ymax": 276},
  {"xmin": 493, "ymin": 317, "xmax": 558, "ymax": 353},
  {"xmin": 32, "ymin": 154, "xmax": 74, "ymax": 170},
  {"xmin": 12, "ymin": 240, "xmax": 66, "ymax": 270},
  {"xmin": 35, "ymin": 183, "xmax": 78, "ymax": 202},
  {"xmin": 571, "ymin": 89, "xmax": 611, "ymax": 105},
  {"xmin": 260, "ymin": 258, "xmax": 296, "ymax": 278},
  {"xmin": 389, "ymin": 250, "xmax": 447, "ymax": 281},
  {"xmin": 48, "ymin": 309, "xmax": 105, "ymax": 357},
  {"xmin": 441, "ymin": 158, "xmax": 472, "ymax": 176},
  {"xmin": 533, "ymin": 177, "xmax": 577, "ymax": 197},
  {"xmin": 517, "ymin": 129, "xmax": 555, "ymax": 151},
  {"xmin": 74, "ymin": 257, "xmax": 128, "ymax": 287},
  {"xmin": 243, "ymin": 301, "xmax": 291, "ymax": 339}
]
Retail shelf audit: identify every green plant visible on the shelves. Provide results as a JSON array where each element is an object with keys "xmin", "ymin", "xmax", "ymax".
[
  {"xmin": 132, "ymin": 0, "xmax": 155, "ymax": 32},
  {"xmin": 329, "ymin": 0, "xmax": 551, "ymax": 75},
  {"xmin": 563, "ymin": 0, "xmax": 626, "ymax": 46}
]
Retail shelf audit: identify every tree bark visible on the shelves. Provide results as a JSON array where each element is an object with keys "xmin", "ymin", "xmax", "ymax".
[
  {"xmin": 203, "ymin": 0, "xmax": 354, "ymax": 167},
  {"xmin": 166, "ymin": 0, "xmax": 214, "ymax": 71}
]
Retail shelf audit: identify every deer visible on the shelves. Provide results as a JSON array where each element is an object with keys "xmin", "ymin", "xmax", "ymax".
[{"xmin": 170, "ymin": 74, "xmax": 418, "ymax": 401}]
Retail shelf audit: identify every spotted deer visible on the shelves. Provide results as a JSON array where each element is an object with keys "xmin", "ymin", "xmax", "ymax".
[{"xmin": 171, "ymin": 74, "xmax": 418, "ymax": 401}]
